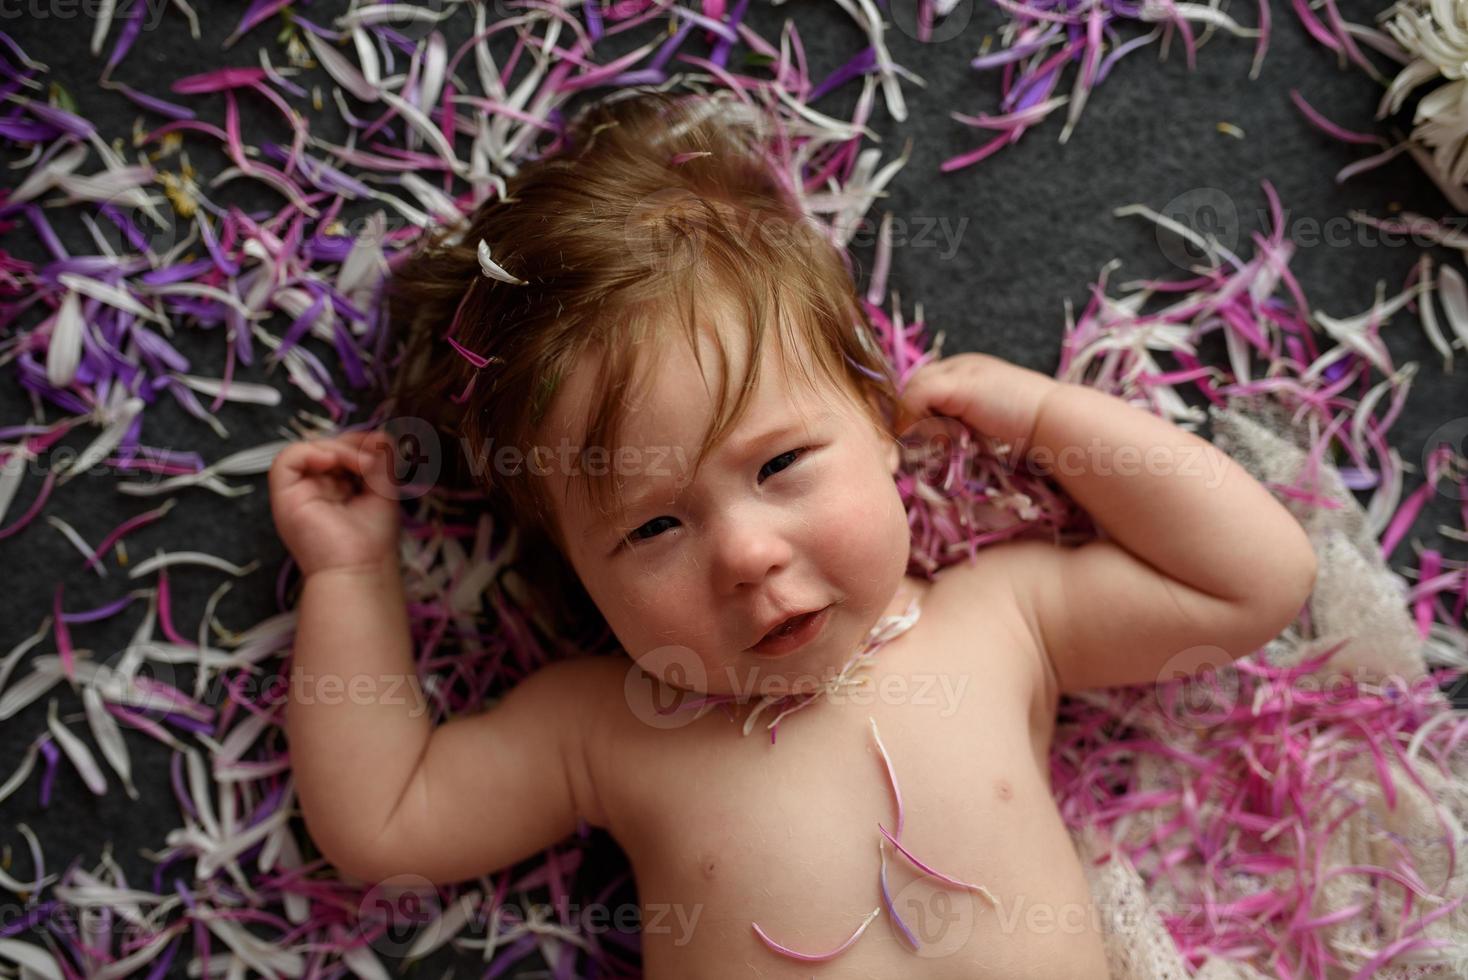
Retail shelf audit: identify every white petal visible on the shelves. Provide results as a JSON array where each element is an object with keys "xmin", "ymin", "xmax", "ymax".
[
  {"xmin": 1435, "ymin": 263, "xmax": 1468, "ymax": 352},
  {"xmin": 196, "ymin": 808, "xmax": 288, "ymax": 879},
  {"xmin": 126, "ymin": 550, "xmax": 258, "ymax": 579},
  {"xmin": 210, "ymin": 440, "xmax": 290, "ymax": 476},
  {"xmin": 53, "ymin": 166, "xmax": 157, "ymax": 208},
  {"xmin": 1164, "ymin": 2, "xmax": 1258, "ymax": 36},
  {"xmin": 0, "ymin": 616, "xmax": 50, "ymax": 700},
  {"xmin": 0, "ymin": 667, "xmax": 62, "ymax": 721},
  {"xmin": 337, "ymin": 210, "xmax": 389, "ymax": 295},
  {"xmin": 302, "ymin": 27, "xmax": 379, "ymax": 102},
  {"xmin": 57, "ymin": 272, "xmax": 164, "ymax": 323},
  {"xmin": 0, "ymin": 939, "xmax": 64, "ymax": 980},
  {"xmin": 46, "ymin": 291, "xmax": 85, "ymax": 388},
  {"xmin": 341, "ymin": 940, "xmax": 393, "ymax": 980},
  {"xmin": 148, "ymin": 282, "xmax": 261, "ymax": 319},
  {"xmin": 405, "ymin": 890, "xmax": 482, "ymax": 961},
  {"xmin": 379, "ymin": 88, "xmax": 466, "ymax": 175},
  {"xmin": 477, "ymin": 239, "xmax": 527, "ymax": 285},
  {"xmin": 215, "ymin": 708, "xmax": 272, "ymax": 766},
  {"xmin": 399, "ymin": 175, "xmax": 461, "ymax": 224},
  {"xmin": 186, "ymin": 747, "xmax": 221, "ymax": 839},
  {"xmin": 1417, "ymin": 257, "xmax": 1454, "ymax": 370},
  {"xmin": 337, "ymin": 4, "xmax": 455, "ymax": 29},
  {"xmin": 46, "ymin": 698, "xmax": 108, "ymax": 795},
  {"xmin": 351, "ymin": 25, "xmax": 382, "ymax": 87},
  {"xmin": 0, "ymin": 740, "xmax": 39, "ymax": 806},
  {"xmin": 210, "ymin": 166, "xmax": 320, "ymax": 217},
  {"xmin": 10, "ymin": 141, "xmax": 88, "ymax": 204},
  {"xmin": 364, "ymin": 188, "xmax": 432, "ymax": 229},
  {"xmin": 0, "ymin": 448, "xmax": 28, "ymax": 526},
  {"xmin": 0, "ymin": 859, "xmax": 50, "ymax": 895},
  {"xmin": 473, "ymin": 3, "xmax": 509, "ymax": 101},
  {"xmin": 45, "ymin": 515, "xmax": 104, "ymax": 575},
  {"xmin": 115, "ymin": 471, "xmax": 254, "ymax": 498},
  {"xmin": 200, "ymin": 913, "xmax": 305, "ymax": 978},
  {"xmin": 171, "ymin": 374, "xmax": 281, "ymax": 406},
  {"xmin": 59, "ymin": 397, "xmax": 143, "ymax": 483},
  {"xmin": 83, "ymin": 685, "xmax": 137, "ymax": 799},
  {"xmin": 419, "ymin": 31, "xmax": 448, "ymax": 111},
  {"xmin": 1115, "ymin": 203, "xmax": 1228, "ymax": 267},
  {"xmin": 91, "ymin": 927, "xmax": 180, "ymax": 980}
]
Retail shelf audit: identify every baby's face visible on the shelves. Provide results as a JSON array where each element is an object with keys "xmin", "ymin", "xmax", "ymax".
[{"xmin": 539, "ymin": 309, "xmax": 912, "ymax": 697}]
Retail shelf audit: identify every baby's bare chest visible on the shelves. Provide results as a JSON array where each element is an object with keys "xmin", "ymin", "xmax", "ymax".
[{"xmin": 592, "ymin": 591, "xmax": 1110, "ymax": 978}]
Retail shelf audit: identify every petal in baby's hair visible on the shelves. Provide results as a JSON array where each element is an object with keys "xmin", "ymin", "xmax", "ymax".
[{"xmin": 477, "ymin": 239, "xmax": 527, "ymax": 285}]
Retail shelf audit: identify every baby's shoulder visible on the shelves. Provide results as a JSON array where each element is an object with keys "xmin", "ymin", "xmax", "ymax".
[
  {"xmin": 926, "ymin": 540, "xmax": 1034, "ymax": 629},
  {"xmin": 522, "ymin": 653, "xmax": 639, "ymax": 831},
  {"xmin": 925, "ymin": 541, "xmax": 1060, "ymax": 720}
]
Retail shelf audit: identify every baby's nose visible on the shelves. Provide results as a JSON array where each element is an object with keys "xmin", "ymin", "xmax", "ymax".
[{"xmin": 713, "ymin": 518, "xmax": 793, "ymax": 592}]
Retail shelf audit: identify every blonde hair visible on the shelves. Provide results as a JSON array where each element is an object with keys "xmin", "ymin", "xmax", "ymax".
[{"xmin": 386, "ymin": 87, "xmax": 899, "ymax": 638}]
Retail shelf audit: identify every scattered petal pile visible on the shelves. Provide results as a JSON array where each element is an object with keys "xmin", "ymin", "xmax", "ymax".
[
  {"xmin": 1288, "ymin": 0, "xmax": 1468, "ymax": 210},
  {"xmin": 946, "ymin": 0, "xmax": 1265, "ymax": 171},
  {"xmin": 0, "ymin": 3, "xmax": 1463, "ymax": 979}
]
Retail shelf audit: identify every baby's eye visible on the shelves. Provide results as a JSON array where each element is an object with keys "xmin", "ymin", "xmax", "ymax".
[
  {"xmin": 758, "ymin": 447, "xmax": 807, "ymax": 483},
  {"xmin": 624, "ymin": 448, "xmax": 812, "ymax": 545},
  {"xmin": 628, "ymin": 515, "xmax": 678, "ymax": 543}
]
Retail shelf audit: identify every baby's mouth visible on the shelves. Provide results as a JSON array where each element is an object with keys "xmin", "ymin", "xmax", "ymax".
[
  {"xmin": 748, "ymin": 605, "xmax": 832, "ymax": 657},
  {"xmin": 768, "ymin": 612, "xmax": 811, "ymax": 638}
]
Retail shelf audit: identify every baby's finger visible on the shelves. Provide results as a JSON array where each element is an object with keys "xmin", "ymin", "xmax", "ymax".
[
  {"xmin": 324, "ymin": 428, "xmax": 385, "ymax": 454},
  {"xmin": 899, "ymin": 375, "xmax": 974, "ymax": 432},
  {"xmin": 306, "ymin": 434, "xmax": 378, "ymax": 479},
  {"xmin": 268, "ymin": 441, "xmax": 337, "ymax": 494},
  {"xmin": 352, "ymin": 435, "xmax": 404, "ymax": 503},
  {"xmin": 320, "ymin": 432, "xmax": 406, "ymax": 503},
  {"xmin": 894, "ymin": 376, "xmax": 945, "ymax": 436}
]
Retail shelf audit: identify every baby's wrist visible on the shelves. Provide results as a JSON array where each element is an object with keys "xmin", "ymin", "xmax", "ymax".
[{"xmin": 301, "ymin": 552, "xmax": 401, "ymax": 585}]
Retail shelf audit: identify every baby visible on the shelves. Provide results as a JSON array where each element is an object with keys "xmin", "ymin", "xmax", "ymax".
[{"xmin": 268, "ymin": 89, "xmax": 1318, "ymax": 978}]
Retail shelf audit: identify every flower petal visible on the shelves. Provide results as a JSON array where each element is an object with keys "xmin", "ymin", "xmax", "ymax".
[{"xmin": 478, "ymin": 238, "xmax": 527, "ymax": 285}]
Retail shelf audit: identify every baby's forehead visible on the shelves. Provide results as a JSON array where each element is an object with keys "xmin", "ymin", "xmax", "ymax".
[
  {"xmin": 570, "ymin": 356, "xmax": 838, "ymax": 454},
  {"xmin": 555, "ymin": 314, "xmax": 831, "ymax": 442}
]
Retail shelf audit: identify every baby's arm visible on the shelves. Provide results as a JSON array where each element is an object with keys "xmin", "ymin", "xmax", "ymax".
[
  {"xmin": 270, "ymin": 432, "xmax": 598, "ymax": 885},
  {"xmin": 899, "ymin": 355, "xmax": 1318, "ymax": 695},
  {"xmin": 1006, "ymin": 379, "xmax": 1318, "ymax": 693}
]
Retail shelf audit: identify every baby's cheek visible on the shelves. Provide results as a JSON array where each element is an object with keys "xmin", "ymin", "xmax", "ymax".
[{"xmin": 829, "ymin": 467, "xmax": 910, "ymax": 570}]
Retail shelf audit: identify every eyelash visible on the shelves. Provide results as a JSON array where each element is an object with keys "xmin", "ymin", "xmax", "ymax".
[{"xmin": 623, "ymin": 447, "xmax": 811, "ymax": 546}]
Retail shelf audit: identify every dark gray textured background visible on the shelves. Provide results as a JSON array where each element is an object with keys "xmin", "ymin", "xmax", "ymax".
[{"xmin": 2, "ymin": 0, "xmax": 1465, "ymax": 976}]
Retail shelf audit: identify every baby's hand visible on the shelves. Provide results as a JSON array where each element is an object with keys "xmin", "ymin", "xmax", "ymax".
[
  {"xmin": 895, "ymin": 352, "xmax": 1061, "ymax": 458},
  {"xmin": 268, "ymin": 429, "xmax": 401, "ymax": 578}
]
